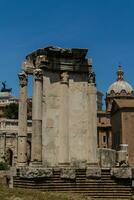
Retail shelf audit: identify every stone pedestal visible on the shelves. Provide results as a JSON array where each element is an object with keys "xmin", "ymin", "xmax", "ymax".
[
  {"xmin": 18, "ymin": 72, "xmax": 28, "ymax": 166},
  {"xmin": 31, "ymin": 69, "xmax": 43, "ymax": 164}
]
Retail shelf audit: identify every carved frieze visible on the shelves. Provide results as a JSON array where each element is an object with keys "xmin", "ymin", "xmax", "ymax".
[{"xmin": 18, "ymin": 71, "xmax": 28, "ymax": 87}]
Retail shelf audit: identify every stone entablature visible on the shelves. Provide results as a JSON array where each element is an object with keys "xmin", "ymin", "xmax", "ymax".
[{"xmin": 23, "ymin": 47, "xmax": 92, "ymax": 74}]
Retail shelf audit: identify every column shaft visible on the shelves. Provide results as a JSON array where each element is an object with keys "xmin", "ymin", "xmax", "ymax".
[
  {"xmin": 87, "ymin": 84, "xmax": 98, "ymax": 164},
  {"xmin": 18, "ymin": 72, "xmax": 28, "ymax": 166},
  {"xmin": 58, "ymin": 72, "xmax": 69, "ymax": 165},
  {"xmin": 31, "ymin": 69, "xmax": 43, "ymax": 164}
]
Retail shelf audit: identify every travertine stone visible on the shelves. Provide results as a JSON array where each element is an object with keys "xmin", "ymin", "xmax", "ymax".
[
  {"xmin": 31, "ymin": 69, "xmax": 43, "ymax": 164},
  {"xmin": 117, "ymin": 150, "xmax": 128, "ymax": 166},
  {"xmin": 59, "ymin": 71, "xmax": 69, "ymax": 165},
  {"xmin": 18, "ymin": 71, "xmax": 28, "ymax": 166},
  {"xmin": 70, "ymin": 160, "xmax": 87, "ymax": 169},
  {"xmin": 42, "ymin": 72, "xmax": 61, "ymax": 166},
  {"xmin": 19, "ymin": 167, "xmax": 53, "ymax": 178},
  {"xmin": 23, "ymin": 47, "xmax": 98, "ymax": 168},
  {"xmin": 69, "ymin": 74, "xmax": 89, "ymax": 163},
  {"xmin": 98, "ymin": 148, "xmax": 116, "ymax": 168},
  {"xmin": 87, "ymin": 84, "xmax": 98, "ymax": 164},
  {"xmin": 86, "ymin": 167, "xmax": 101, "ymax": 179},
  {"xmin": 60, "ymin": 168, "xmax": 75, "ymax": 179},
  {"xmin": 111, "ymin": 167, "xmax": 132, "ymax": 179}
]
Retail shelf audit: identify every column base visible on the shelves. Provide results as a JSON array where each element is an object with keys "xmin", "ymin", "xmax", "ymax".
[
  {"xmin": 17, "ymin": 162, "xmax": 28, "ymax": 167},
  {"xmin": 87, "ymin": 162, "xmax": 99, "ymax": 167},
  {"xmin": 30, "ymin": 161, "xmax": 42, "ymax": 167},
  {"xmin": 58, "ymin": 162, "xmax": 70, "ymax": 168}
]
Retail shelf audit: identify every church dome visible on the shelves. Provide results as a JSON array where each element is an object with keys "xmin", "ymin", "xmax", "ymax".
[{"xmin": 107, "ymin": 66, "xmax": 133, "ymax": 95}]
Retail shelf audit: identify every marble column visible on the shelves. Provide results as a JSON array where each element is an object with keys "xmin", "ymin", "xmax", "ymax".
[
  {"xmin": 58, "ymin": 71, "xmax": 69, "ymax": 166},
  {"xmin": 31, "ymin": 69, "xmax": 43, "ymax": 164},
  {"xmin": 87, "ymin": 73, "xmax": 98, "ymax": 165},
  {"xmin": 18, "ymin": 71, "xmax": 28, "ymax": 166}
]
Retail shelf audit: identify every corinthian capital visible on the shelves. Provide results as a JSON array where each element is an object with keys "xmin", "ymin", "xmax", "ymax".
[
  {"xmin": 60, "ymin": 71, "xmax": 69, "ymax": 84},
  {"xmin": 18, "ymin": 71, "xmax": 28, "ymax": 87},
  {"xmin": 88, "ymin": 71, "xmax": 96, "ymax": 86},
  {"xmin": 33, "ymin": 69, "xmax": 43, "ymax": 81}
]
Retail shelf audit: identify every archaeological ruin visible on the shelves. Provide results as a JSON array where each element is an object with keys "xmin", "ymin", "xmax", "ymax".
[{"xmin": 1, "ymin": 46, "xmax": 134, "ymax": 198}]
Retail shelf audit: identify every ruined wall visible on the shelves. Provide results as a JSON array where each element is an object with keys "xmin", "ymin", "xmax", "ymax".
[
  {"xmin": 42, "ymin": 71, "xmax": 95, "ymax": 166},
  {"xmin": 42, "ymin": 71, "xmax": 61, "ymax": 166}
]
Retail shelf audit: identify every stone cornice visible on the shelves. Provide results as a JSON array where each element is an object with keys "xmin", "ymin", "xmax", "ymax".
[
  {"xmin": 26, "ymin": 46, "xmax": 88, "ymax": 60},
  {"xmin": 23, "ymin": 46, "xmax": 93, "ymax": 74}
]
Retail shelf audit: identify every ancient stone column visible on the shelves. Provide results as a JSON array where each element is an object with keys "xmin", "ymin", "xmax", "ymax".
[
  {"xmin": 18, "ymin": 71, "xmax": 28, "ymax": 166},
  {"xmin": 31, "ymin": 69, "xmax": 43, "ymax": 164},
  {"xmin": 87, "ymin": 72, "xmax": 98, "ymax": 165},
  {"xmin": 59, "ymin": 72, "xmax": 69, "ymax": 166}
]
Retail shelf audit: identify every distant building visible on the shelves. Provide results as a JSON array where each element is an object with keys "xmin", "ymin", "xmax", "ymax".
[
  {"xmin": 0, "ymin": 83, "xmax": 18, "ymax": 118},
  {"xmin": 97, "ymin": 66, "xmax": 134, "ymax": 149},
  {"xmin": 106, "ymin": 66, "xmax": 134, "ymax": 112},
  {"xmin": 0, "ymin": 83, "xmax": 32, "ymax": 166},
  {"xmin": 111, "ymin": 99, "xmax": 134, "ymax": 166}
]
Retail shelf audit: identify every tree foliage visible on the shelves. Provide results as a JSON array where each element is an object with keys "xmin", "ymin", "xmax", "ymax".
[
  {"xmin": 4, "ymin": 103, "xmax": 18, "ymax": 119},
  {"xmin": 0, "ymin": 161, "xmax": 9, "ymax": 170}
]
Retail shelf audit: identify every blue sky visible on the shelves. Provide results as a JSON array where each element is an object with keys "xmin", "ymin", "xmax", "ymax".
[{"xmin": 0, "ymin": 0, "xmax": 134, "ymax": 101}]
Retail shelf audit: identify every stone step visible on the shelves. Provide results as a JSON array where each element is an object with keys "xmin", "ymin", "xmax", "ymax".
[
  {"xmin": 13, "ymin": 180, "xmax": 131, "ymax": 186},
  {"xmin": 13, "ymin": 168, "xmax": 133, "ymax": 199},
  {"xmin": 13, "ymin": 179, "xmax": 131, "ymax": 186},
  {"xmin": 13, "ymin": 186, "xmax": 131, "ymax": 193},
  {"xmin": 13, "ymin": 181, "xmax": 131, "ymax": 188}
]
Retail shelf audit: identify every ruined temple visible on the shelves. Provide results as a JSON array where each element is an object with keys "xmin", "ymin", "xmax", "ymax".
[
  {"xmin": 0, "ymin": 46, "xmax": 134, "ymax": 199},
  {"xmin": 18, "ymin": 46, "xmax": 98, "ymax": 172}
]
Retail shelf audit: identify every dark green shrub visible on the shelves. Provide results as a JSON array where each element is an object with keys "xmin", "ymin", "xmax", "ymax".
[
  {"xmin": 4, "ymin": 103, "xmax": 18, "ymax": 119},
  {"xmin": 0, "ymin": 161, "xmax": 9, "ymax": 170}
]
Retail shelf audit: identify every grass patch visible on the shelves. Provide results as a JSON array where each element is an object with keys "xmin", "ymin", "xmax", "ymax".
[{"xmin": 0, "ymin": 185, "xmax": 94, "ymax": 200}]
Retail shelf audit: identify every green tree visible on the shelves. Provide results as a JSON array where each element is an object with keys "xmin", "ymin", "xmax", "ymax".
[{"xmin": 4, "ymin": 103, "xmax": 18, "ymax": 119}]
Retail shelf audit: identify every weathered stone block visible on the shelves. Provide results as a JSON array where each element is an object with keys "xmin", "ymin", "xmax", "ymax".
[
  {"xmin": 19, "ymin": 167, "xmax": 53, "ymax": 178},
  {"xmin": 117, "ymin": 150, "xmax": 128, "ymax": 166},
  {"xmin": 111, "ymin": 167, "xmax": 132, "ymax": 179},
  {"xmin": 70, "ymin": 160, "xmax": 87, "ymax": 169},
  {"xmin": 98, "ymin": 148, "xmax": 116, "ymax": 168},
  {"xmin": 86, "ymin": 167, "xmax": 101, "ymax": 179},
  {"xmin": 60, "ymin": 168, "xmax": 76, "ymax": 179}
]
